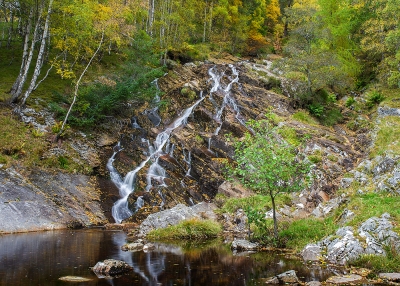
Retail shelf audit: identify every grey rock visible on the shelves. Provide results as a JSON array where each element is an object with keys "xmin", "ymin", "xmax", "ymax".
[
  {"xmin": 378, "ymin": 107, "xmax": 400, "ymax": 117},
  {"xmin": 231, "ymin": 239, "xmax": 259, "ymax": 251},
  {"xmin": 305, "ymin": 282, "xmax": 322, "ymax": 286},
  {"xmin": 373, "ymin": 157, "xmax": 396, "ymax": 176},
  {"xmin": 121, "ymin": 242, "xmax": 144, "ymax": 251},
  {"xmin": 138, "ymin": 202, "xmax": 217, "ymax": 237},
  {"xmin": 340, "ymin": 178, "xmax": 354, "ymax": 189},
  {"xmin": 301, "ymin": 244, "xmax": 322, "ymax": 262},
  {"xmin": 312, "ymin": 196, "xmax": 345, "ymax": 218},
  {"xmin": 263, "ymin": 276, "xmax": 279, "ymax": 284},
  {"xmin": 0, "ymin": 168, "xmax": 107, "ymax": 233},
  {"xmin": 321, "ymin": 227, "xmax": 365, "ymax": 265},
  {"xmin": 326, "ymin": 274, "xmax": 364, "ymax": 284},
  {"xmin": 233, "ymin": 209, "xmax": 248, "ymax": 233},
  {"xmin": 315, "ymin": 213, "xmax": 400, "ymax": 265},
  {"xmin": 143, "ymin": 243, "xmax": 156, "ymax": 252},
  {"xmin": 337, "ymin": 209, "xmax": 355, "ymax": 225},
  {"xmin": 359, "ymin": 213, "xmax": 400, "ymax": 254},
  {"xmin": 92, "ymin": 259, "xmax": 132, "ymax": 276},
  {"xmin": 358, "ymin": 160, "xmax": 373, "ymax": 174},
  {"xmin": 276, "ymin": 270, "xmax": 300, "ymax": 284},
  {"xmin": 379, "ymin": 273, "xmax": 400, "ymax": 282}
]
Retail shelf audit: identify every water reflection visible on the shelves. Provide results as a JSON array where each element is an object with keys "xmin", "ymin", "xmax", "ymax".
[{"xmin": 0, "ymin": 229, "xmax": 336, "ymax": 286}]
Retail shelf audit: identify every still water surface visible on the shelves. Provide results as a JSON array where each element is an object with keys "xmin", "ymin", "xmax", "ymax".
[{"xmin": 0, "ymin": 229, "xmax": 336, "ymax": 285}]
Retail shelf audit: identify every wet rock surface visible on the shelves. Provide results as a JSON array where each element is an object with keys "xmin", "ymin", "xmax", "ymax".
[
  {"xmin": 231, "ymin": 239, "xmax": 259, "ymax": 251},
  {"xmin": 264, "ymin": 270, "xmax": 300, "ymax": 285},
  {"xmin": 92, "ymin": 259, "xmax": 132, "ymax": 276},
  {"xmin": 0, "ymin": 168, "xmax": 107, "ymax": 233}
]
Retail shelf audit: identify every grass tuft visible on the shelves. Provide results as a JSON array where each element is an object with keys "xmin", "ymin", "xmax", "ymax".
[{"xmin": 147, "ymin": 219, "xmax": 222, "ymax": 240}]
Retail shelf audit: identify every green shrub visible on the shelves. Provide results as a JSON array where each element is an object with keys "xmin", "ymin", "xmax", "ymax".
[
  {"xmin": 309, "ymin": 104, "xmax": 324, "ymax": 117},
  {"xmin": 58, "ymin": 156, "xmax": 69, "ymax": 169},
  {"xmin": 147, "ymin": 219, "xmax": 222, "ymax": 240},
  {"xmin": 308, "ymin": 154, "xmax": 322, "ymax": 164},
  {"xmin": 345, "ymin": 97, "xmax": 356, "ymax": 107},
  {"xmin": 320, "ymin": 108, "xmax": 343, "ymax": 126},
  {"xmin": 292, "ymin": 111, "xmax": 319, "ymax": 125},
  {"xmin": 366, "ymin": 91, "xmax": 385, "ymax": 108}
]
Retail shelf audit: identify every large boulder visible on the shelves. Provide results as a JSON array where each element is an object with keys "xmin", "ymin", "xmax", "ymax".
[
  {"xmin": 301, "ymin": 244, "xmax": 322, "ymax": 262},
  {"xmin": 137, "ymin": 202, "xmax": 217, "ymax": 237}
]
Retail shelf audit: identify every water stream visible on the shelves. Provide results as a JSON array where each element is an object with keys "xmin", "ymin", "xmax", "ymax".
[
  {"xmin": 0, "ymin": 229, "xmax": 346, "ymax": 286},
  {"xmin": 109, "ymin": 94, "xmax": 206, "ymax": 223},
  {"xmin": 109, "ymin": 64, "xmax": 251, "ymax": 223}
]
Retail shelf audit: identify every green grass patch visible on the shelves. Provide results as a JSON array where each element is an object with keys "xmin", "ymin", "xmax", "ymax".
[
  {"xmin": 349, "ymin": 246, "xmax": 400, "ymax": 274},
  {"xmin": 370, "ymin": 116, "xmax": 400, "ymax": 158},
  {"xmin": 217, "ymin": 194, "xmax": 292, "ymax": 214},
  {"xmin": 146, "ymin": 218, "xmax": 222, "ymax": 240},
  {"xmin": 279, "ymin": 217, "xmax": 337, "ymax": 250},
  {"xmin": 345, "ymin": 192, "xmax": 400, "ymax": 231},
  {"xmin": 292, "ymin": 110, "xmax": 319, "ymax": 126},
  {"xmin": 0, "ymin": 109, "xmax": 47, "ymax": 168},
  {"xmin": 379, "ymin": 88, "xmax": 400, "ymax": 109},
  {"xmin": 278, "ymin": 126, "xmax": 301, "ymax": 147}
]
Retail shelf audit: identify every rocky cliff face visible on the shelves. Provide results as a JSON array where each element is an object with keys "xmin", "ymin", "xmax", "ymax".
[
  {"xmin": 0, "ymin": 168, "xmax": 107, "ymax": 233},
  {"xmin": 105, "ymin": 60, "xmax": 368, "ymax": 223}
]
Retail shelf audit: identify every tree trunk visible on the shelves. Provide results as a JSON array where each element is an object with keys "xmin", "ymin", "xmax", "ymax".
[
  {"xmin": 148, "ymin": 0, "xmax": 155, "ymax": 35},
  {"xmin": 270, "ymin": 192, "xmax": 278, "ymax": 241},
  {"xmin": 21, "ymin": 0, "xmax": 54, "ymax": 106},
  {"xmin": 9, "ymin": 8, "xmax": 33, "ymax": 97},
  {"xmin": 7, "ymin": 9, "xmax": 13, "ymax": 48},
  {"xmin": 57, "ymin": 32, "xmax": 104, "ymax": 139},
  {"xmin": 9, "ymin": 5, "xmax": 43, "ymax": 103}
]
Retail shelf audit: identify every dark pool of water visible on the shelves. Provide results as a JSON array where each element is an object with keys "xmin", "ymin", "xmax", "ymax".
[{"xmin": 0, "ymin": 229, "xmax": 339, "ymax": 285}]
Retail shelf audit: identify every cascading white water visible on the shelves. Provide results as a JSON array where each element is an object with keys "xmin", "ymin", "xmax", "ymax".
[
  {"xmin": 207, "ymin": 64, "xmax": 244, "ymax": 149},
  {"xmin": 109, "ymin": 93, "xmax": 206, "ymax": 223},
  {"xmin": 108, "ymin": 64, "xmax": 243, "ymax": 223}
]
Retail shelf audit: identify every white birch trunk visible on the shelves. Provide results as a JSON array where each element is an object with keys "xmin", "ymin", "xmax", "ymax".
[
  {"xmin": 21, "ymin": 0, "xmax": 54, "ymax": 106},
  {"xmin": 10, "ymin": 4, "xmax": 44, "ymax": 103},
  {"xmin": 58, "ymin": 32, "xmax": 105, "ymax": 139},
  {"xmin": 9, "ymin": 8, "xmax": 33, "ymax": 97}
]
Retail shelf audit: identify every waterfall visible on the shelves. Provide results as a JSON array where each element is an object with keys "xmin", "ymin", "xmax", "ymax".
[
  {"xmin": 108, "ymin": 64, "xmax": 244, "ymax": 223},
  {"xmin": 109, "ymin": 94, "xmax": 206, "ymax": 223},
  {"xmin": 208, "ymin": 64, "xmax": 243, "ymax": 149}
]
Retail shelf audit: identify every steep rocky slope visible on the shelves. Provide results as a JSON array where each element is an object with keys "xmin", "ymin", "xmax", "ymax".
[{"xmin": 105, "ymin": 59, "xmax": 368, "ymax": 223}]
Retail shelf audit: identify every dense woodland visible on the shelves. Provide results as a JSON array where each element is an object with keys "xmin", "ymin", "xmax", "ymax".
[{"xmin": 0, "ymin": 0, "xmax": 399, "ymax": 119}]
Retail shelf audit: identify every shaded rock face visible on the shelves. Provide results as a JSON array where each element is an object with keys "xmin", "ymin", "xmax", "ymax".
[
  {"xmin": 105, "ymin": 60, "xmax": 365, "ymax": 222},
  {"xmin": 0, "ymin": 168, "xmax": 107, "ymax": 233}
]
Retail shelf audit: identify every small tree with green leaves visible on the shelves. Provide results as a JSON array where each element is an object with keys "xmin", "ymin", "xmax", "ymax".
[{"xmin": 230, "ymin": 119, "xmax": 311, "ymax": 241}]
